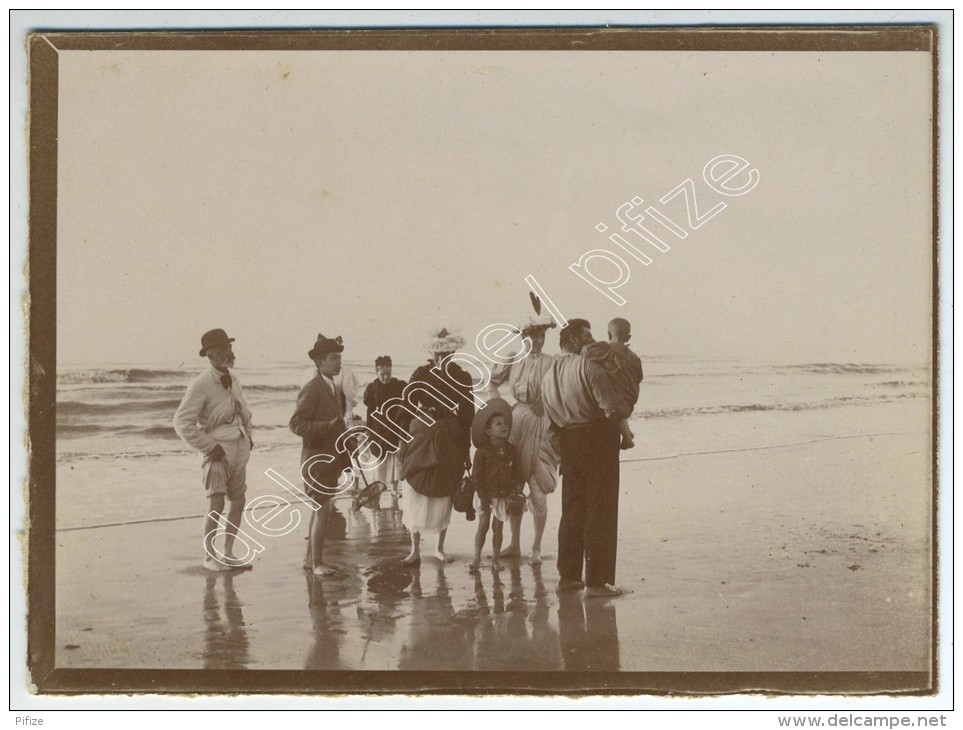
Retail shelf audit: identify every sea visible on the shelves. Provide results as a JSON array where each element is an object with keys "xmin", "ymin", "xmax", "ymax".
[{"xmin": 55, "ymin": 357, "xmax": 931, "ymax": 530}]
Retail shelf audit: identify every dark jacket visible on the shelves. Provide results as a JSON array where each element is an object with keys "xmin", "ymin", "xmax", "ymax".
[
  {"xmin": 289, "ymin": 373, "xmax": 350, "ymax": 491},
  {"xmin": 363, "ymin": 377, "xmax": 408, "ymax": 448},
  {"xmin": 400, "ymin": 417, "xmax": 463, "ymax": 498},
  {"xmin": 472, "ymin": 443, "xmax": 524, "ymax": 500},
  {"xmin": 409, "ymin": 360, "xmax": 475, "ymax": 465}
]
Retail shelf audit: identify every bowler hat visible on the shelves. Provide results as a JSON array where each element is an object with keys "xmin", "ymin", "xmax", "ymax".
[
  {"xmin": 308, "ymin": 333, "xmax": 344, "ymax": 361},
  {"xmin": 199, "ymin": 328, "xmax": 235, "ymax": 357},
  {"xmin": 471, "ymin": 397, "xmax": 513, "ymax": 450}
]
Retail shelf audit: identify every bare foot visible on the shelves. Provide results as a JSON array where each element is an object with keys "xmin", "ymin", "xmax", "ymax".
[
  {"xmin": 556, "ymin": 578, "xmax": 585, "ymax": 592},
  {"xmin": 585, "ymin": 584, "xmax": 632, "ymax": 598},
  {"xmin": 204, "ymin": 558, "xmax": 232, "ymax": 573},
  {"xmin": 432, "ymin": 550, "xmax": 455, "ymax": 563},
  {"xmin": 528, "ymin": 549, "xmax": 542, "ymax": 566},
  {"xmin": 400, "ymin": 552, "xmax": 421, "ymax": 566},
  {"xmin": 491, "ymin": 560, "xmax": 503, "ymax": 572},
  {"xmin": 312, "ymin": 563, "xmax": 339, "ymax": 577},
  {"xmin": 620, "ymin": 436, "xmax": 635, "ymax": 450},
  {"xmin": 468, "ymin": 561, "xmax": 480, "ymax": 575},
  {"xmin": 498, "ymin": 546, "xmax": 521, "ymax": 559}
]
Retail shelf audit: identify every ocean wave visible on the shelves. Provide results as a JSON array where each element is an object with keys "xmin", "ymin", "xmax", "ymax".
[
  {"xmin": 244, "ymin": 384, "xmax": 300, "ymax": 393},
  {"xmin": 636, "ymin": 392, "xmax": 923, "ymax": 419},
  {"xmin": 139, "ymin": 426, "xmax": 180, "ymax": 439},
  {"xmin": 58, "ymin": 368, "xmax": 191, "ymax": 385},
  {"xmin": 57, "ymin": 423, "xmax": 181, "ymax": 440},
  {"xmin": 57, "ymin": 424, "xmax": 114, "ymax": 436},
  {"xmin": 57, "ymin": 421, "xmax": 293, "ymax": 441},
  {"xmin": 57, "ymin": 398, "xmax": 184, "ymax": 416},
  {"xmin": 655, "ymin": 363, "xmax": 920, "ymax": 379},
  {"xmin": 776, "ymin": 363, "xmax": 914, "ymax": 375}
]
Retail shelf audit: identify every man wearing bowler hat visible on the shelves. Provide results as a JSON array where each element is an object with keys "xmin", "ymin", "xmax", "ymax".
[
  {"xmin": 290, "ymin": 333, "xmax": 352, "ymax": 577},
  {"xmin": 174, "ymin": 328, "xmax": 254, "ymax": 571}
]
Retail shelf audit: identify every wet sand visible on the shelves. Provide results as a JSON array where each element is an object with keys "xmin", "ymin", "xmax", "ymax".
[{"xmin": 55, "ymin": 426, "xmax": 931, "ymax": 674}]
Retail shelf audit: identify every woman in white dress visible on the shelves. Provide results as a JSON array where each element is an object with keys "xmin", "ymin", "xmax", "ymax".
[
  {"xmin": 487, "ymin": 314, "xmax": 559, "ymax": 565},
  {"xmin": 399, "ymin": 328, "xmax": 474, "ymax": 564}
]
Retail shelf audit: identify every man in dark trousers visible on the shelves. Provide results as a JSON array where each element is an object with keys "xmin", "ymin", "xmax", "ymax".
[{"xmin": 541, "ymin": 319, "xmax": 631, "ymax": 597}]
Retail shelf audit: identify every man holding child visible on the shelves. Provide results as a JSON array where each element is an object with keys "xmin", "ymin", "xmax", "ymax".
[{"xmin": 542, "ymin": 318, "xmax": 632, "ymax": 598}]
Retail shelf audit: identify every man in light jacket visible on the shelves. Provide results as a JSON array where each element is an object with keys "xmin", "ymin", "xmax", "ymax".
[{"xmin": 174, "ymin": 328, "xmax": 254, "ymax": 571}]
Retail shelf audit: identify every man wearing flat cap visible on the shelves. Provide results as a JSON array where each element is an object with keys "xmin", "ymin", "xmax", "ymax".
[
  {"xmin": 174, "ymin": 328, "xmax": 254, "ymax": 572},
  {"xmin": 290, "ymin": 333, "xmax": 351, "ymax": 577}
]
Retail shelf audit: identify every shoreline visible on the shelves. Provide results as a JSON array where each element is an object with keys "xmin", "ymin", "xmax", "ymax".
[{"xmin": 55, "ymin": 429, "xmax": 932, "ymax": 675}]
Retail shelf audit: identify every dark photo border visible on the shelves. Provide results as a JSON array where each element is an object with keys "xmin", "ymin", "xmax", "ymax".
[{"xmin": 25, "ymin": 25, "xmax": 940, "ymax": 696}]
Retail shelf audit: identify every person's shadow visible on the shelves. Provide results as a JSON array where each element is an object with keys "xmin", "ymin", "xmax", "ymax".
[
  {"xmin": 303, "ymin": 572, "xmax": 349, "ymax": 670},
  {"xmin": 398, "ymin": 564, "xmax": 473, "ymax": 670},
  {"xmin": 556, "ymin": 590, "xmax": 621, "ymax": 671},
  {"xmin": 527, "ymin": 564, "xmax": 563, "ymax": 670},
  {"xmin": 466, "ymin": 564, "xmax": 565, "ymax": 671},
  {"xmin": 202, "ymin": 572, "xmax": 250, "ymax": 670}
]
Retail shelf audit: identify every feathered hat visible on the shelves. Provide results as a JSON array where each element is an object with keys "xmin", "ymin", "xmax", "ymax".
[{"xmin": 426, "ymin": 327, "xmax": 466, "ymax": 354}]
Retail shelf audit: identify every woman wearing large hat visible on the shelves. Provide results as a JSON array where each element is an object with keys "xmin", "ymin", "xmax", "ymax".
[
  {"xmin": 398, "ymin": 328, "xmax": 475, "ymax": 564},
  {"xmin": 486, "ymin": 312, "xmax": 559, "ymax": 565}
]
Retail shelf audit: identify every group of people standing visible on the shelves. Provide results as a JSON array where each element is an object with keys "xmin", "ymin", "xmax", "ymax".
[{"xmin": 173, "ymin": 311, "xmax": 643, "ymax": 598}]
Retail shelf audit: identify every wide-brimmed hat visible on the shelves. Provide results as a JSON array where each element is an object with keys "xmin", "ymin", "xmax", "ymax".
[
  {"xmin": 471, "ymin": 397, "xmax": 513, "ymax": 450},
  {"xmin": 199, "ymin": 328, "xmax": 235, "ymax": 357},
  {"xmin": 308, "ymin": 333, "xmax": 344, "ymax": 360},
  {"xmin": 427, "ymin": 327, "xmax": 466, "ymax": 354},
  {"xmin": 517, "ymin": 313, "xmax": 558, "ymax": 336}
]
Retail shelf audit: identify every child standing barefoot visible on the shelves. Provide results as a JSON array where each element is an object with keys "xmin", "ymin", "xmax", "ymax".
[{"xmin": 469, "ymin": 399, "xmax": 524, "ymax": 573}]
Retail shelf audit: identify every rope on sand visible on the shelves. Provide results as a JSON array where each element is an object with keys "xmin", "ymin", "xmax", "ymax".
[
  {"xmin": 56, "ymin": 493, "xmax": 347, "ymax": 533},
  {"xmin": 619, "ymin": 429, "xmax": 924, "ymax": 463},
  {"xmin": 57, "ymin": 429, "xmax": 922, "ymax": 533}
]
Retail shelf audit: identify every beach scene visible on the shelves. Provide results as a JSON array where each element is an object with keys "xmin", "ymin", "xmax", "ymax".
[
  {"xmin": 43, "ymin": 44, "xmax": 935, "ymax": 689},
  {"xmin": 55, "ymin": 357, "xmax": 932, "ymax": 672}
]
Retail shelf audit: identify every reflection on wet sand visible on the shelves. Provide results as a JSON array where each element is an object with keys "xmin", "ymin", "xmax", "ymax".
[
  {"xmin": 304, "ymin": 572, "xmax": 351, "ymax": 670},
  {"xmin": 557, "ymin": 591, "xmax": 620, "ymax": 671},
  {"xmin": 398, "ymin": 564, "xmax": 475, "ymax": 670},
  {"xmin": 202, "ymin": 572, "xmax": 250, "ymax": 670},
  {"xmin": 300, "ymin": 505, "xmax": 623, "ymax": 671},
  {"xmin": 199, "ymin": 503, "xmax": 621, "ymax": 671},
  {"xmin": 466, "ymin": 563, "xmax": 564, "ymax": 670}
]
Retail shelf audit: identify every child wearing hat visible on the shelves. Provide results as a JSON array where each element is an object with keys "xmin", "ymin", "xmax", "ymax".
[{"xmin": 469, "ymin": 398, "xmax": 525, "ymax": 573}]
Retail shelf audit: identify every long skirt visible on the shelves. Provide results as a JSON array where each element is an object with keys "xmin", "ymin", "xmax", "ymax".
[
  {"xmin": 513, "ymin": 402, "xmax": 559, "ymax": 496},
  {"xmin": 401, "ymin": 482, "xmax": 452, "ymax": 534}
]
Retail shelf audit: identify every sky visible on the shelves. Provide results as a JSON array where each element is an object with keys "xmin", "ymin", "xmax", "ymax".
[{"xmin": 56, "ymin": 49, "xmax": 933, "ymax": 368}]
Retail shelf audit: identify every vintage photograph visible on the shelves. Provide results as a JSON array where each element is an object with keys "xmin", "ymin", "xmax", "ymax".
[{"xmin": 25, "ymin": 24, "xmax": 938, "ymax": 696}]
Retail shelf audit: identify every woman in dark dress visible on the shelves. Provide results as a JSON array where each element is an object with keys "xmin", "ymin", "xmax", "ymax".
[
  {"xmin": 362, "ymin": 355, "xmax": 407, "ymax": 493},
  {"xmin": 398, "ymin": 328, "xmax": 476, "ymax": 565}
]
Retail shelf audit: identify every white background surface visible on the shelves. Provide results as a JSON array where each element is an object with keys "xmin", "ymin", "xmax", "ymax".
[{"xmin": 7, "ymin": 9, "xmax": 953, "ymax": 718}]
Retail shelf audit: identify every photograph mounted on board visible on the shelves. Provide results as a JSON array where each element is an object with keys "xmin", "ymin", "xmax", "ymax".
[{"xmin": 26, "ymin": 25, "xmax": 938, "ymax": 695}]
